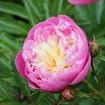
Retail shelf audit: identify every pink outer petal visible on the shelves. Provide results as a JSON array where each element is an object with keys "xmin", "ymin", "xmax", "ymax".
[
  {"xmin": 70, "ymin": 53, "xmax": 91, "ymax": 85},
  {"xmin": 46, "ymin": 16, "xmax": 58, "ymax": 25},
  {"xmin": 23, "ymin": 40, "xmax": 34, "ymax": 50},
  {"xmin": 53, "ymin": 57, "xmax": 87, "ymax": 86},
  {"xmin": 58, "ymin": 15, "xmax": 88, "ymax": 44},
  {"xmin": 68, "ymin": 0, "xmax": 97, "ymax": 5},
  {"xmin": 25, "ymin": 69, "xmax": 41, "ymax": 89},
  {"xmin": 27, "ymin": 72, "xmax": 69, "ymax": 92},
  {"xmin": 58, "ymin": 15, "xmax": 88, "ymax": 43},
  {"xmin": 25, "ymin": 17, "xmax": 58, "ymax": 42},
  {"xmin": 27, "ymin": 73, "xmax": 41, "ymax": 85},
  {"xmin": 56, "ymin": 68, "xmax": 80, "ymax": 83},
  {"xmin": 22, "ymin": 40, "xmax": 35, "ymax": 61},
  {"xmin": 58, "ymin": 15, "xmax": 77, "ymax": 25},
  {"xmin": 28, "ymin": 17, "xmax": 58, "ymax": 35},
  {"xmin": 39, "ymin": 80, "xmax": 68, "ymax": 92},
  {"xmin": 15, "ymin": 50, "xmax": 27, "ymax": 78},
  {"xmin": 28, "ymin": 81, "xmax": 40, "ymax": 89},
  {"xmin": 58, "ymin": 15, "xmax": 89, "ymax": 59}
]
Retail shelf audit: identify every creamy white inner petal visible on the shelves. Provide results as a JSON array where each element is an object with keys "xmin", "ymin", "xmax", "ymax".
[{"xmin": 31, "ymin": 35, "xmax": 77, "ymax": 72}]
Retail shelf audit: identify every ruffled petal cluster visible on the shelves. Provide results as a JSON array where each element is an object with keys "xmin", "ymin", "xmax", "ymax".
[{"xmin": 15, "ymin": 15, "xmax": 91, "ymax": 92}]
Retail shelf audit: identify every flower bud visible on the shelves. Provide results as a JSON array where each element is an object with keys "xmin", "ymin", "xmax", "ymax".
[
  {"xmin": 61, "ymin": 88, "xmax": 74, "ymax": 101},
  {"xmin": 89, "ymin": 41, "xmax": 100, "ymax": 57}
]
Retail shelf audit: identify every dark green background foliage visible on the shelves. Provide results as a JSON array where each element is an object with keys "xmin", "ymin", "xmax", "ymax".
[{"xmin": 0, "ymin": 0, "xmax": 105, "ymax": 105}]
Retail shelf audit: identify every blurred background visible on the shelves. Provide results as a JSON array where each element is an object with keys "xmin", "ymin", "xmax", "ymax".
[{"xmin": 0, "ymin": 0, "xmax": 105, "ymax": 105}]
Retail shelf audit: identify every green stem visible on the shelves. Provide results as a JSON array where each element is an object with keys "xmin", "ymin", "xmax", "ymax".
[
  {"xmin": 91, "ymin": 57, "xmax": 103, "ymax": 93},
  {"xmin": 84, "ymin": 80, "xmax": 105, "ymax": 102}
]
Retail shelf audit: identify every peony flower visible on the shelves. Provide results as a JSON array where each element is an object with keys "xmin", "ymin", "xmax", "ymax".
[
  {"xmin": 15, "ymin": 15, "xmax": 91, "ymax": 92},
  {"xmin": 68, "ymin": 0, "xmax": 97, "ymax": 5}
]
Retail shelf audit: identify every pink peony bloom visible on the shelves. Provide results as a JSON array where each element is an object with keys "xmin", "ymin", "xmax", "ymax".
[
  {"xmin": 15, "ymin": 15, "xmax": 91, "ymax": 92},
  {"xmin": 68, "ymin": 0, "xmax": 97, "ymax": 5}
]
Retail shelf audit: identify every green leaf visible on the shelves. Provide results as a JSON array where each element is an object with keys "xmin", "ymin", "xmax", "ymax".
[
  {"xmin": 79, "ymin": 98, "xmax": 95, "ymax": 105},
  {"xmin": 0, "ymin": 103, "xmax": 20, "ymax": 105},
  {"xmin": 36, "ymin": 92, "xmax": 53, "ymax": 105},
  {"xmin": 99, "ymin": 56, "xmax": 105, "ymax": 62},
  {"xmin": 89, "ymin": 23, "xmax": 105, "ymax": 38},
  {"xmin": 0, "ymin": 18, "xmax": 30, "ymax": 36},
  {"xmin": 0, "ymin": 57, "xmax": 12, "ymax": 78},
  {"xmin": 95, "ymin": 0, "xmax": 105, "ymax": 24},
  {"xmin": 58, "ymin": 0, "xmax": 63, "ymax": 14},
  {"xmin": 25, "ymin": 0, "xmax": 41, "ymax": 21},
  {"xmin": 0, "ymin": 81, "xmax": 16, "ymax": 104},
  {"xmin": 96, "ymin": 37, "xmax": 105, "ymax": 46},
  {"xmin": 0, "ymin": 1, "xmax": 28, "ymax": 20},
  {"xmin": 23, "ymin": 0, "xmax": 36, "ymax": 26},
  {"xmin": 0, "ymin": 32, "xmax": 21, "ymax": 50},
  {"xmin": 51, "ymin": 0, "xmax": 63, "ymax": 16},
  {"xmin": 43, "ymin": 0, "xmax": 50, "ymax": 19}
]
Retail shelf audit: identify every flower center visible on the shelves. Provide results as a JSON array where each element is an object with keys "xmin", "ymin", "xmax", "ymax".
[{"xmin": 32, "ymin": 36, "xmax": 73, "ymax": 72}]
